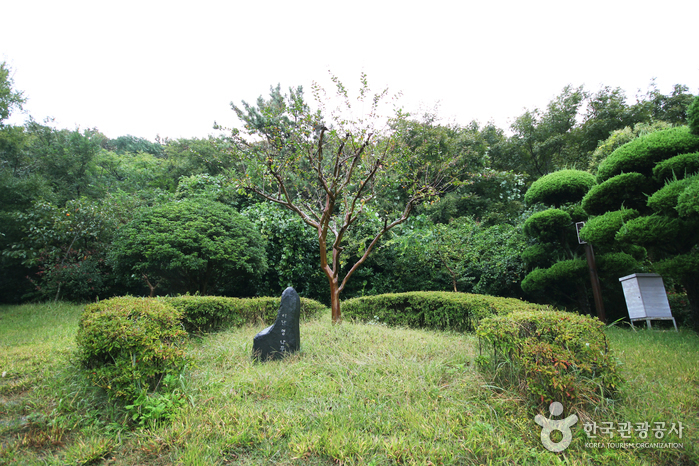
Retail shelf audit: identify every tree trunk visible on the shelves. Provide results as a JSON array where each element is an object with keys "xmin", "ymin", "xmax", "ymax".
[{"xmin": 328, "ymin": 275, "xmax": 342, "ymax": 324}]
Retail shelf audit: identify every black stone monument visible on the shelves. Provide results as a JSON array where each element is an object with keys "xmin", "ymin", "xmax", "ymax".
[{"xmin": 253, "ymin": 287, "xmax": 301, "ymax": 361}]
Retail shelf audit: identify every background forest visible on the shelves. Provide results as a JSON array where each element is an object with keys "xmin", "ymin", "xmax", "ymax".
[{"xmin": 2, "ymin": 61, "xmax": 697, "ymax": 326}]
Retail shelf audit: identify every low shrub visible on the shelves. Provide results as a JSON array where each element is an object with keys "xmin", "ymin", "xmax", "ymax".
[
  {"xmin": 76, "ymin": 297, "xmax": 188, "ymax": 401},
  {"xmin": 165, "ymin": 295, "xmax": 327, "ymax": 333},
  {"xmin": 476, "ymin": 309, "xmax": 622, "ymax": 407},
  {"xmin": 342, "ymin": 291, "xmax": 547, "ymax": 332}
]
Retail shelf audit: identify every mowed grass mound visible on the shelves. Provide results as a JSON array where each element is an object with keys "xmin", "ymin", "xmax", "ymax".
[{"xmin": 1, "ymin": 301, "xmax": 697, "ymax": 465}]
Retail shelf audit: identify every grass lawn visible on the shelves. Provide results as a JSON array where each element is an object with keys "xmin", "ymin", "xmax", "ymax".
[{"xmin": 1, "ymin": 302, "xmax": 697, "ymax": 465}]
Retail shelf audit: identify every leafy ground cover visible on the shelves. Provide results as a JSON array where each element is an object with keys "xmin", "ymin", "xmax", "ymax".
[{"xmin": 1, "ymin": 302, "xmax": 697, "ymax": 465}]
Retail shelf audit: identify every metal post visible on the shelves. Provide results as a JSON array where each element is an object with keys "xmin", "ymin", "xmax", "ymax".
[{"xmin": 585, "ymin": 242, "xmax": 606, "ymax": 323}]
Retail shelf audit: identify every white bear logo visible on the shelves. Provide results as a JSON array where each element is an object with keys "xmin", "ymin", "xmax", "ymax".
[{"xmin": 534, "ymin": 402, "xmax": 579, "ymax": 452}]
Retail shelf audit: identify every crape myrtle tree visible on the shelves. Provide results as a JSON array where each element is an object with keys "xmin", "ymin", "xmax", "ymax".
[
  {"xmin": 225, "ymin": 75, "xmax": 458, "ymax": 323},
  {"xmin": 581, "ymin": 104, "xmax": 699, "ymax": 328}
]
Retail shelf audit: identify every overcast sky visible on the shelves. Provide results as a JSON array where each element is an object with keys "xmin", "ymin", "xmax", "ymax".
[{"xmin": 2, "ymin": 0, "xmax": 698, "ymax": 141}]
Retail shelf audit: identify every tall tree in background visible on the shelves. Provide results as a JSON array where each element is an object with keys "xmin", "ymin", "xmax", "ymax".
[{"xmin": 226, "ymin": 76, "xmax": 458, "ymax": 323}]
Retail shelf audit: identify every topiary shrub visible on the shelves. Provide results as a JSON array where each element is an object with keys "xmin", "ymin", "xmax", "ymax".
[
  {"xmin": 342, "ymin": 291, "xmax": 547, "ymax": 332},
  {"xmin": 524, "ymin": 169, "xmax": 597, "ymax": 207},
  {"xmin": 523, "ymin": 209, "xmax": 572, "ymax": 243},
  {"xmin": 521, "ymin": 244, "xmax": 554, "ymax": 270},
  {"xmin": 615, "ymin": 215, "xmax": 682, "ymax": 246},
  {"xmin": 520, "ymin": 259, "xmax": 587, "ymax": 295},
  {"xmin": 76, "ymin": 297, "xmax": 189, "ymax": 401},
  {"xmin": 676, "ymin": 176, "xmax": 699, "ymax": 218},
  {"xmin": 653, "ymin": 152, "xmax": 699, "ymax": 182},
  {"xmin": 164, "ymin": 295, "xmax": 326, "ymax": 333},
  {"xmin": 647, "ymin": 177, "xmax": 695, "ymax": 215},
  {"xmin": 596, "ymin": 126, "xmax": 699, "ymax": 182},
  {"xmin": 581, "ymin": 172, "xmax": 651, "ymax": 215},
  {"xmin": 579, "ymin": 208, "xmax": 640, "ymax": 246},
  {"xmin": 476, "ymin": 309, "xmax": 622, "ymax": 406}
]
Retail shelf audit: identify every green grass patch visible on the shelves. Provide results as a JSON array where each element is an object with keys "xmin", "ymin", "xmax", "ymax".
[{"xmin": 1, "ymin": 302, "xmax": 698, "ymax": 465}]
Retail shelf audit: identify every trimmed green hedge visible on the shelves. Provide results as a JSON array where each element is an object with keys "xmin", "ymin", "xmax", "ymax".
[
  {"xmin": 164, "ymin": 295, "xmax": 327, "ymax": 333},
  {"xmin": 342, "ymin": 291, "xmax": 548, "ymax": 332},
  {"xmin": 581, "ymin": 172, "xmax": 651, "ymax": 215},
  {"xmin": 647, "ymin": 177, "xmax": 694, "ymax": 214},
  {"xmin": 523, "ymin": 208, "xmax": 572, "ymax": 242},
  {"xmin": 476, "ymin": 309, "xmax": 622, "ymax": 405},
  {"xmin": 579, "ymin": 208, "xmax": 640, "ymax": 245},
  {"xmin": 77, "ymin": 297, "xmax": 189, "ymax": 401},
  {"xmin": 596, "ymin": 126, "xmax": 699, "ymax": 182},
  {"xmin": 653, "ymin": 152, "xmax": 699, "ymax": 182},
  {"xmin": 524, "ymin": 169, "xmax": 597, "ymax": 207},
  {"xmin": 520, "ymin": 259, "xmax": 587, "ymax": 294}
]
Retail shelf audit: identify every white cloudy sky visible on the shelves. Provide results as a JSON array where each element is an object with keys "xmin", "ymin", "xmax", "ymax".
[{"xmin": 2, "ymin": 0, "xmax": 698, "ymax": 141}]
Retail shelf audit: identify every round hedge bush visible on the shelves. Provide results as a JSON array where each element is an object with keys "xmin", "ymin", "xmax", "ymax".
[
  {"xmin": 581, "ymin": 172, "xmax": 651, "ymax": 216},
  {"xmin": 523, "ymin": 209, "xmax": 572, "ymax": 243},
  {"xmin": 521, "ymin": 244, "xmax": 554, "ymax": 269},
  {"xmin": 524, "ymin": 169, "xmax": 597, "ymax": 207},
  {"xmin": 596, "ymin": 126, "xmax": 699, "ymax": 182},
  {"xmin": 579, "ymin": 208, "xmax": 640, "ymax": 245},
  {"xmin": 615, "ymin": 215, "xmax": 682, "ymax": 247},
  {"xmin": 76, "ymin": 297, "xmax": 189, "ymax": 400},
  {"xmin": 653, "ymin": 152, "xmax": 699, "ymax": 182},
  {"xmin": 647, "ymin": 177, "xmax": 695, "ymax": 215},
  {"xmin": 677, "ymin": 176, "xmax": 699, "ymax": 218},
  {"xmin": 520, "ymin": 259, "xmax": 587, "ymax": 294}
]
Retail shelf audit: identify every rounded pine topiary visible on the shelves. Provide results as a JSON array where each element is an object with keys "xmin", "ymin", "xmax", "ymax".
[
  {"xmin": 76, "ymin": 297, "xmax": 189, "ymax": 401},
  {"xmin": 676, "ymin": 176, "xmax": 699, "ymax": 218},
  {"xmin": 579, "ymin": 208, "xmax": 640, "ymax": 246},
  {"xmin": 596, "ymin": 127, "xmax": 699, "ymax": 182},
  {"xmin": 520, "ymin": 259, "xmax": 587, "ymax": 294},
  {"xmin": 524, "ymin": 169, "xmax": 597, "ymax": 207},
  {"xmin": 523, "ymin": 208, "xmax": 572, "ymax": 243},
  {"xmin": 581, "ymin": 172, "xmax": 651, "ymax": 216},
  {"xmin": 647, "ymin": 177, "xmax": 695, "ymax": 215},
  {"xmin": 653, "ymin": 152, "xmax": 699, "ymax": 182}
]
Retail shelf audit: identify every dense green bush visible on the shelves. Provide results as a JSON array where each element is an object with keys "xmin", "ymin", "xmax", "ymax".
[
  {"xmin": 523, "ymin": 209, "xmax": 572, "ymax": 243},
  {"xmin": 616, "ymin": 215, "xmax": 682, "ymax": 246},
  {"xmin": 596, "ymin": 126, "xmax": 699, "ymax": 182},
  {"xmin": 647, "ymin": 177, "xmax": 694, "ymax": 214},
  {"xmin": 524, "ymin": 169, "xmax": 596, "ymax": 207},
  {"xmin": 109, "ymin": 198, "xmax": 267, "ymax": 296},
  {"xmin": 579, "ymin": 208, "xmax": 640, "ymax": 245},
  {"xmin": 76, "ymin": 297, "xmax": 189, "ymax": 401},
  {"xmin": 476, "ymin": 309, "xmax": 622, "ymax": 406},
  {"xmin": 521, "ymin": 244, "xmax": 553, "ymax": 270},
  {"xmin": 342, "ymin": 291, "xmax": 547, "ymax": 332},
  {"xmin": 521, "ymin": 259, "xmax": 587, "ymax": 295},
  {"xmin": 165, "ymin": 295, "xmax": 327, "ymax": 333},
  {"xmin": 653, "ymin": 152, "xmax": 699, "ymax": 181},
  {"xmin": 676, "ymin": 176, "xmax": 699, "ymax": 218},
  {"xmin": 581, "ymin": 172, "xmax": 650, "ymax": 215}
]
